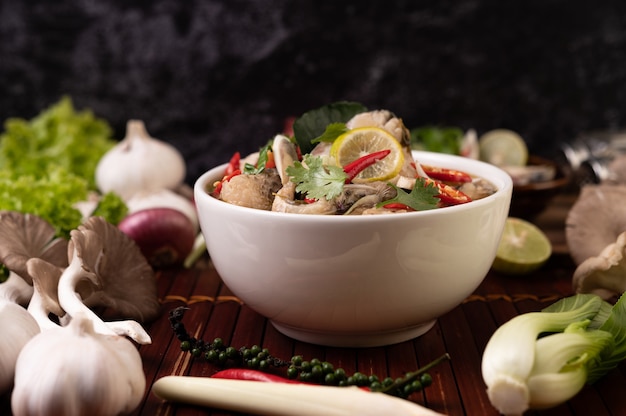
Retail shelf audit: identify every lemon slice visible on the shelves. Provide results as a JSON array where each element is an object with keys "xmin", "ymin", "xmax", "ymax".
[
  {"xmin": 330, "ymin": 127, "xmax": 404, "ymax": 182},
  {"xmin": 491, "ymin": 217, "xmax": 552, "ymax": 275},
  {"xmin": 478, "ymin": 129, "xmax": 528, "ymax": 167}
]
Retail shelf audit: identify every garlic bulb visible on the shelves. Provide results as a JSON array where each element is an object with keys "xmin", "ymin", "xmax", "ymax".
[
  {"xmin": 96, "ymin": 120, "xmax": 186, "ymax": 200},
  {"xmin": 11, "ymin": 311, "xmax": 146, "ymax": 416},
  {"xmin": 0, "ymin": 300, "xmax": 39, "ymax": 394}
]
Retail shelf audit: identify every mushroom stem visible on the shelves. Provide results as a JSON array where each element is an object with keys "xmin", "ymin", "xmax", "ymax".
[
  {"xmin": 0, "ymin": 272, "xmax": 33, "ymax": 305},
  {"xmin": 57, "ymin": 245, "xmax": 152, "ymax": 344},
  {"xmin": 26, "ymin": 288, "xmax": 61, "ymax": 331},
  {"xmin": 57, "ymin": 247, "xmax": 118, "ymax": 337}
]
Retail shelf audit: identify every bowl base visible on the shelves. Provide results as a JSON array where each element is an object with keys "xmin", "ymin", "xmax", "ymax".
[{"xmin": 270, "ymin": 319, "xmax": 437, "ymax": 348}]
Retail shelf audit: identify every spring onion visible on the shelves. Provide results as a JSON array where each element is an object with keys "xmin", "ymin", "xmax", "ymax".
[{"xmin": 481, "ymin": 293, "xmax": 626, "ymax": 415}]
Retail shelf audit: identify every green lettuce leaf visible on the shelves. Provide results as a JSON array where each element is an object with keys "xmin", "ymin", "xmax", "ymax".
[{"xmin": 0, "ymin": 96, "xmax": 115, "ymax": 189}]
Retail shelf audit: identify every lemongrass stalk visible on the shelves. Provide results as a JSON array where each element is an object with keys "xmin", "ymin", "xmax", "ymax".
[{"xmin": 152, "ymin": 376, "xmax": 444, "ymax": 416}]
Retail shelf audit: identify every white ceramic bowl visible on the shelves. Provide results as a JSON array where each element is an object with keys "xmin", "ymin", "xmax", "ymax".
[{"xmin": 194, "ymin": 151, "xmax": 512, "ymax": 347}]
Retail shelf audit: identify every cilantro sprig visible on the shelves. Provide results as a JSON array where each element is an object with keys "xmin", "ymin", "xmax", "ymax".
[
  {"xmin": 378, "ymin": 178, "xmax": 440, "ymax": 211},
  {"xmin": 286, "ymin": 154, "xmax": 347, "ymax": 201}
]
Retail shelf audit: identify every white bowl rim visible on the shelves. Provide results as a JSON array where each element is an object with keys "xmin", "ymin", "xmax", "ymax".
[{"xmin": 194, "ymin": 150, "xmax": 513, "ymax": 222}]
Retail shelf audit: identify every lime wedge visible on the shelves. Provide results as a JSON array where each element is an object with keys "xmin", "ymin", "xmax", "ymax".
[
  {"xmin": 491, "ymin": 217, "xmax": 552, "ymax": 275},
  {"xmin": 478, "ymin": 129, "xmax": 528, "ymax": 167}
]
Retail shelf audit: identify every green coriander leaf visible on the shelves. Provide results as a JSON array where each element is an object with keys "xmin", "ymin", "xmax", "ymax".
[
  {"xmin": 311, "ymin": 123, "xmax": 348, "ymax": 144},
  {"xmin": 292, "ymin": 101, "xmax": 367, "ymax": 154},
  {"xmin": 378, "ymin": 178, "xmax": 440, "ymax": 211},
  {"xmin": 286, "ymin": 154, "xmax": 346, "ymax": 200}
]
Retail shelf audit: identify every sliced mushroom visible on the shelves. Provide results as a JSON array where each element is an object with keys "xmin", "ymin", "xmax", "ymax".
[
  {"xmin": 565, "ymin": 184, "xmax": 626, "ymax": 265},
  {"xmin": 572, "ymin": 231, "xmax": 626, "ymax": 299}
]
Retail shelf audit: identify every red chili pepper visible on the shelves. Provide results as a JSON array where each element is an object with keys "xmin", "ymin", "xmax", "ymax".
[
  {"xmin": 265, "ymin": 150, "xmax": 276, "ymax": 169},
  {"xmin": 212, "ymin": 369, "xmax": 302, "ymax": 384},
  {"xmin": 421, "ymin": 165, "xmax": 472, "ymax": 184},
  {"xmin": 425, "ymin": 178, "xmax": 472, "ymax": 206},
  {"xmin": 211, "ymin": 169, "xmax": 242, "ymax": 198},
  {"xmin": 381, "ymin": 202, "xmax": 415, "ymax": 211},
  {"xmin": 212, "ymin": 368, "xmax": 371, "ymax": 391},
  {"xmin": 225, "ymin": 152, "xmax": 241, "ymax": 177},
  {"xmin": 343, "ymin": 149, "xmax": 391, "ymax": 183}
]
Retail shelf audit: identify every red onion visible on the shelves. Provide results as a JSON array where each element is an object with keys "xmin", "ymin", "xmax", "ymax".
[{"xmin": 118, "ymin": 207, "xmax": 196, "ymax": 268}]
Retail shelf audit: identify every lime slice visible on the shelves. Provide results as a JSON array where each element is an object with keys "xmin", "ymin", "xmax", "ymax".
[
  {"xmin": 330, "ymin": 127, "xmax": 405, "ymax": 182},
  {"xmin": 478, "ymin": 129, "xmax": 528, "ymax": 167},
  {"xmin": 491, "ymin": 217, "xmax": 552, "ymax": 275}
]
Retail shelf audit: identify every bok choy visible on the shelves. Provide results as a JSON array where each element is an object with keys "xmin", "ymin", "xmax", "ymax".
[{"xmin": 481, "ymin": 293, "xmax": 626, "ymax": 415}]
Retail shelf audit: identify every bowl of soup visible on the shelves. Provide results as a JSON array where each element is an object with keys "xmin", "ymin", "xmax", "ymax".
[{"xmin": 194, "ymin": 148, "xmax": 512, "ymax": 347}]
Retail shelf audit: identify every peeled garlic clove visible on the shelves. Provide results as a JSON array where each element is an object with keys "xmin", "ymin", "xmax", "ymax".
[{"xmin": 96, "ymin": 120, "xmax": 186, "ymax": 200}]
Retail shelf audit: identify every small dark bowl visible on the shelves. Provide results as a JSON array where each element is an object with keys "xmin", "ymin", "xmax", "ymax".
[{"xmin": 508, "ymin": 155, "xmax": 571, "ymax": 219}]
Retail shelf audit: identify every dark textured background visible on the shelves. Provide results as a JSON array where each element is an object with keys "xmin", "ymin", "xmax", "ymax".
[{"xmin": 1, "ymin": 0, "xmax": 626, "ymax": 184}]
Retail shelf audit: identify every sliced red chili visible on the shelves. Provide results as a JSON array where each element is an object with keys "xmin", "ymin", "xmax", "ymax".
[
  {"xmin": 381, "ymin": 202, "xmax": 415, "ymax": 211},
  {"xmin": 421, "ymin": 165, "xmax": 471, "ymax": 184},
  {"xmin": 225, "ymin": 152, "xmax": 241, "ymax": 176},
  {"xmin": 265, "ymin": 150, "xmax": 276, "ymax": 169},
  {"xmin": 425, "ymin": 178, "xmax": 472, "ymax": 206},
  {"xmin": 211, "ymin": 169, "xmax": 242, "ymax": 198},
  {"xmin": 343, "ymin": 149, "xmax": 391, "ymax": 183}
]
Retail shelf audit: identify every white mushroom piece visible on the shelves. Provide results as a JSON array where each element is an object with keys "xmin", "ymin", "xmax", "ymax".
[
  {"xmin": 0, "ymin": 211, "xmax": 68, "ymax": 394},
  {"xmin": 572, "ymin": 231, "xmax": 626, "ymax": 299},
  {"xmin": 565, "ymin": 184, "xmax": 626, "ymax": 265}
]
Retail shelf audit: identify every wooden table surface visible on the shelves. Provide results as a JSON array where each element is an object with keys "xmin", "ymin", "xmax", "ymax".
[{"xmin": 3, "ymin": 192, "xmax": 626, "ymax": 415}]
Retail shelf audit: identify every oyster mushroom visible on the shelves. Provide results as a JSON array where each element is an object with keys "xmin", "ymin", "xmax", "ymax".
[
  {"xmin": 572, "ymin": 231, "xmax": 626, "ymax": 299},
  {"xmin": 26, "ymin": 258, "xmax": 151, "ymax": 343},
  {"xmin": 0, "ymin": 211, "xmax": 68, "ymax": 304},
  {"xmin": 565, "ymin": 184, "xmax": 626, "ymax": 265},
  {"xmin": 66, "ymin": 216, "xmax": 160, "ymax": 323}
]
